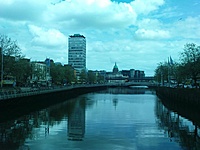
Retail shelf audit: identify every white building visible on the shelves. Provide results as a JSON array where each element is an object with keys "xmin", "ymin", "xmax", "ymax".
[
  {"xmin": 68, "ymin": 34, "xmax": 86, "ymax": 78},
  {"xmin": 31, "ymin": 61, "xmax": 51, "ymax": 86}
]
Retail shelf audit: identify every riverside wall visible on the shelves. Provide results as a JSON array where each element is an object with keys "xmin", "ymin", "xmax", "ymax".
[
  {"xmin": 156, "ymin": 87, "xmax": 200, "ymax": 108},
  {"xmin": 156, "ymin": 87, "xmax": 200, "ymax": 126},
  {"xmin": 0, "ymin": 85, "xmax": 107, "ymax": 122}
]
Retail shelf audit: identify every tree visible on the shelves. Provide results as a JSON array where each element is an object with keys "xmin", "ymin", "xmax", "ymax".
[
  {"xmin": 0, "ymin": 35, "xmax": 22, "ymax": 57},
  {"xmin": 13, "ymin": 58, "xmax": 32, "ymax": 85},
  {"xmin": 50, "ymin": 63, "xmax": 65, "ymax": 85},
  {"xmin": 154, "ymin": 62, "xmax": 169, "ymax": 85},
  {"xmin": 180, "ymin": 43, "xmax": 200, "ymax": 87},
  {"xmin": 79, "ymin": 69, "xmax": 87, "ymax": 83},
  {"xmin": 87, "ymin": 70, "xmax": 96, "ymax": 84},
  {"xmin": 64, "ymin": 65, "xmax": 76, "ymax": 84},
  {"xmin": 0, "ymin": 35, "xmax": 32, "ymax": 86}
]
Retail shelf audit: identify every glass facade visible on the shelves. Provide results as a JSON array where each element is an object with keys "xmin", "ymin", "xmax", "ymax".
[{"xmin": 68, "ymin": 34, "xmax": 86, "ymax": 75}]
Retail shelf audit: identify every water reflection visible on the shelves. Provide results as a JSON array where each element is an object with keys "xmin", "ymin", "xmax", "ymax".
[
  {"xmin": 106, "ymin": 87, "xmax": 146, "ymax": 94},
  {"xmin": 0, "ymin": 88, "xmax": 199, "ymax": 149},
  {"xmin": 155, "ymin": 98, "xmax": 200, "ymax": 149},
  {"xmin": 112, "ymin": 98, "xmax": 118, "ymax": 109},
  {"xmin": 68, "ymin": 100, "xmax": 85, "ymax": 141}
]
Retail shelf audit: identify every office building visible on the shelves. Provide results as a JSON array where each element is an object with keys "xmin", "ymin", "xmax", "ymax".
[{"xmin": 68, "ymin": 34, "xmax": 86, "ymax": 77}]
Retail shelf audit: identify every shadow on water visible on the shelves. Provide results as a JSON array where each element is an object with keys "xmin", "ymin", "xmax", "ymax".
[
  {"xmin": 2, "ymin": 87, "xmax": 199, "ymax": 149},
  {"xmin": 155, "ymin": 97, "xmax": 200, "ymax": 149},
  {"xmin": 0, "ymin": 96, "xmax": 88, "ymax": 150},
  {"xmin": 0, "ymin": 86, "xmax": 106, "ymax": 123},
  {"xmin": 97, "ymin": 87, "xmax": 155, "ymax": 95},
  {"xmin": 0, "ymin": 87, "xmax": 153, "ymax": 149}
]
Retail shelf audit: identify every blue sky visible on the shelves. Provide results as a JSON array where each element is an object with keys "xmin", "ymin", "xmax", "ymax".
[{"xmin": 0, "ymin": 0, "xmax": 200, "ymax": 76}]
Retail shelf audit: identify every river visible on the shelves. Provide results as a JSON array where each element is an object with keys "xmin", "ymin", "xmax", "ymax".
[{"xmin": 0, "ymin": 87, "xmax": 199, "ymax": 150}]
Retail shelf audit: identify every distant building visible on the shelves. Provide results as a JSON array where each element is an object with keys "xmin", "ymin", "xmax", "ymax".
[
  {"xmin": 113, "ymin": 62, "xmax": 119, "ymax": 74},
  {"xmin": 121, "ymin": 69, "xmax": 145, "ymax": 81},
  {"xmin": 30, "ymin": 61, "xmax": 51, "ymax": 86},
  {"xmin": 106, "ymin": 63, "xmax": 128, "ymax": 83},
  {"xmin": 134, "ymin": 70, "xmax": 145, "ymax": 79},
  {"xmin": 68, "ymin": 34, "xmax": 86, "ymax": 79}
]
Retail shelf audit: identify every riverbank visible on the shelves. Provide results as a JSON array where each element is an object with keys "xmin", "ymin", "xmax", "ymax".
[
  {"xmin": 156, "ymin": 87, "xmax": 200, "ymax": 109},
  {"xmin": 156, "ymin": 87, "xmax": 200, "ymax": 128},
  {"xmin": 0, "ymin": 85, "xmax": 107, "ymax": 122},
  {"xmin": 0, "ymin": 84, "xmax": 108, "ymax": 110}
]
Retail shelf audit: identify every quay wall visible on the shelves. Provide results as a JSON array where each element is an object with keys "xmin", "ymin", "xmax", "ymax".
[
  {"xmin": 156, "ymin": 87, "xmax": 200, "ymax": 126},
  {"xmin": 156, "ymin": 87, "xmax": 200, "ymax": 108},
  {"xmin": 0, "ymin": 85, "xmax": 107, "ymax": 121},
  {"xmin": 0, "ymin": 85, "xmax": 107, "ymax": 107}
]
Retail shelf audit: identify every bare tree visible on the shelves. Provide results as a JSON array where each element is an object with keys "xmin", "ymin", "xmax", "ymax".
[{"xmin": 0, "ymin": 35, "xmax": 21, "ymax": 57}]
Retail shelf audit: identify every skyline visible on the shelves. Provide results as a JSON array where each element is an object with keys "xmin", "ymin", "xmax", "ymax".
[{"xmin": 0, "ymin": 0, "xmax": 200, "ymax": 76}]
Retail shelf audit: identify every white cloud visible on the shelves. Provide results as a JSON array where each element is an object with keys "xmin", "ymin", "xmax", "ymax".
[
  {"xmin": 43, "ymin": 0, "xmax": 137, "ymax": 30},
  {"xmin": 28, "ymin": 25, "xmax": 67, "ymax": 48},
  {"xmin": 0, "ymin": 0, "xmax": 200, "ymax": 76},
  {"xmin": 131, "ymin": 0, "xmax": 165, "ymax": 15},
  {"xmin": 135, "ymin": 29, "xmax": 170, "ymax": 40},
  {"xmin": 0, "ymin": 0, "xmax": 48, "ymax": 22},
  {"xmin": 170, "ymin": 16, "xmax": 200, "ymax": 40}
]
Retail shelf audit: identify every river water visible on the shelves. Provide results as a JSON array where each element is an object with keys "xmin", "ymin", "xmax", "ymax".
[{"xmin": 0, "ymin": 87, "xmax": 199, "ymax": 150}]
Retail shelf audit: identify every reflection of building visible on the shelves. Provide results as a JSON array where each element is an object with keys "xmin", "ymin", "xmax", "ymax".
[
  {"xmin": 68, "ymin": 100, "xmax": 85, "ymax": 141},
  {"xmin": 68, "ymin": 34, "xmax": 86, "ymax": 78}
]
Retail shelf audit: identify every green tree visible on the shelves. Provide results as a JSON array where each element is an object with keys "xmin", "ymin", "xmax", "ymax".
[
  {"xmin": 79, "ymin": 69, "xmax": 87, "ymax": 83},
  {"xmin": 180, "ymin": 43, "xmax": 200, "ymax": 87},
  {"xmin": 0, "ymin": 35, "xmax": 32, "ymax": 86},
  {"xmin": 154, "ymin": 62, "xmax": 169, "ymax": 85},
  {"xmin": 0, "ymin": 35, "xmax": 22, "ymax": 77},
  {"xmin": 87, "ymin": 70, "xmax": 96, "ymax": 83},
  {"xmin": 13, "ymin": 58, "xmax": 32, "ymax": 84},
  {"xmin": 64, "ymin": 65, "xmax": 76, "ymax": 84},
  {"xmin": 50, "ymin": 63, "xmax": 65, "ymax": 85}
]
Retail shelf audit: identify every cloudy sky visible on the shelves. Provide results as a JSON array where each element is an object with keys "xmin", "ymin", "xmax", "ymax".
[{"xmin": 0, "ymin": 0, "xmax": 200, "ymax": 76}]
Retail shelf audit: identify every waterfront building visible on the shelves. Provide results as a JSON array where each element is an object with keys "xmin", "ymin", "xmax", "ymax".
[
  {"xmin": 106, "ymin": 63, "xmax": 128, "ymax": 83},
  {"xmin": 30, "ymin": 61, "xmax": 51, "ymax": 86},
  {"xmin": 68, "ymin": 34, "xmax": 86, "ymax": 79},
  {"xmin": 134, "ymin": 70, "xmax": 145, "ymax": 79},
  {"xmin": 113, "ymin": 62, "xmax": 119, "ymax": 74},
  {"xmin": 121, "ymin": 69, "xmax": 145, "ymax": 81}
]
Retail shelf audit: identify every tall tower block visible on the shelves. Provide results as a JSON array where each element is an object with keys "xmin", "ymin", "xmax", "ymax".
[{"xmin": 68, "ymin": 34, "xmax": 86, "ymax": 77}]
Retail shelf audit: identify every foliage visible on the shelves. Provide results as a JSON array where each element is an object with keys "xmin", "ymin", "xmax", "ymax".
[
  {"xmin": 79, "ymin": 69, "xmax": 87, "ymax": 83},
  {"xmin": 154, "ymin": 62, "xmax": 169, "ymax": 85},
  {"xmin": 50, "ymin": 63, "xmax": 75, "ymax": 85},
  {"xmin": 50, "ymin": 63, "xmax": 65, "ymax": 85},
  {"xmin": 64, "ymin": 65, "xmax": 76, "ymax": 84},
  {"xmin": 0, "ymin": 35, "xmax": 32, "ymax": 85},
  {"xmin": 87, "ymin": 70, "xmax": 96, "ymax": 83},
  {"xmin": 155, "ymin": 43, "xmax": 200, "ymax": 87},
  {"xmin": 13, "ymin": 59, "xmax": 32, "ymax": 84},
  {"xmin": 0, "ymin": 35, "xmax": 22, "ymax": 57},
  {"xmin": 180, "ymin": 43, "xmax": 200, "ymax": 86}
]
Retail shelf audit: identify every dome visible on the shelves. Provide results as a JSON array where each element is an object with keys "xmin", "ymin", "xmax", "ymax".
[{"xmin": 113, "ymin": 62, "xmax": 119, "ymax": 74}]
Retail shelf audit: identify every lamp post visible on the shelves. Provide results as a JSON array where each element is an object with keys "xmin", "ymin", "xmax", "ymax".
[{"xmin": 0, "ymin": 47, "xmax": 3, "ymax": 88}]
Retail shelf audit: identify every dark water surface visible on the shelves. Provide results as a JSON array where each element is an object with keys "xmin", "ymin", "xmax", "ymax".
[{"xmin": 0, "ymin": 88, "xmax": 199, "ymax": 150}]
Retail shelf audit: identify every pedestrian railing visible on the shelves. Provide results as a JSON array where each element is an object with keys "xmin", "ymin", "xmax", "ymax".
[{"xmin": 0, "ymin": 84, "xmax": 109, "ymax": 101}]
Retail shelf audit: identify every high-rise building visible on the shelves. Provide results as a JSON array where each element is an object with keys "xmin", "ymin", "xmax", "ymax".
[{"xmin": 68, "ymin": 34, "xmax": 86, "ymax": 77}]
